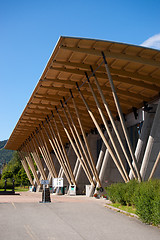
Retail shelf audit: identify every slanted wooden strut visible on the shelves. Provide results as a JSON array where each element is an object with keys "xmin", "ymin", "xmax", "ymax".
[
  {"xmin": 27, "ymin": 139, "xmax": 47, "ymax": 180},
  {"xmin": 33, "ymin": 132, "xmax": 53, "ymax": 177},
  {"xmin": 22, "ymin": 145, "xmax": 40, "ymax": 185},
  {"xmin": 62, "ymin": 98, "xmax": 100, "ymax": 184},
  {"xmin": 34, "ymin": 131, "xmax": 57, "ymax": 178},
  {"xmin": 29, "ymin": 137, "xmax": 47, "ymax": 180},
  {"xmin": 85, "ymin": 72, "xmax": 129, "ymax": 182},
  {"xmin": 38, "ymin": 126, "xmax": 58, "ymax": 178},
  {"xmin": 42, "ymin": 120, "xmax": 72, "ymax": 185},
  {"xmin": 76, "ymin": 82, "xmax": 127, "ymax": 183},
  {"xmin": 101, "ymin": 52, "xmax": 141, "ymax": 182},
  {"xmin": 18, "ymin": 151, "xmax": 34, "ymax": 186},
  {"xmin": 148, "ymin": 151, "xmax": 160, "ymax": 180},
  {"xmin": 55, "ymin": 106, "xmax": 94, "ymax": 185},
  {"xmin": 90, "ymin": 64, "xmax": 138, "ymax": 181},
  {"xmin": 68, "ymin": 91, "xmax": 102, "ymax": 187},
  {"xmin": 60, "ymin": 100, "xmax": 94, "ymax": 185},
  {"xmin": 49, "ymin": 114, "xmax": 76, "ymax": 185}
]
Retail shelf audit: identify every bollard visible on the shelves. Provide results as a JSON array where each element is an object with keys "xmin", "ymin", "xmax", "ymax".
[{"xmin": 42, "ymin": 187, "xmax": 51, "ymax": 202}]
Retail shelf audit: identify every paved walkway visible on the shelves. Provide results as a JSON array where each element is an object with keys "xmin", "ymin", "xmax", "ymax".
[{"xmin": 0, "ymin": 192, "xmax": 160, "ymax": 240}]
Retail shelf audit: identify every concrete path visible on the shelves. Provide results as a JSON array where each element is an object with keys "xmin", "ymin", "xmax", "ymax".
[{"xmin": 0, "ymin": 192, "xmax": 159, "ymax": 240}]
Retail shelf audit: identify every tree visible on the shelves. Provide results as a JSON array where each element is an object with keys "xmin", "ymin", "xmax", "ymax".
[{"xmin": 1, "ymin": 151, "xmax": 32, "ymax": 186}]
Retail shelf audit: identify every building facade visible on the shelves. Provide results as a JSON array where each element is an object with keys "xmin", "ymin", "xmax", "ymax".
[{"xmin": 5, "ymin": 37, "xmax": 160, "ymax": 195}]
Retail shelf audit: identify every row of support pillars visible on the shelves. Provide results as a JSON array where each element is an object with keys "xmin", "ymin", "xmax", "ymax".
[{"xmin": 18, "ymin": 52, "xmax": 160, "ymax": 195}]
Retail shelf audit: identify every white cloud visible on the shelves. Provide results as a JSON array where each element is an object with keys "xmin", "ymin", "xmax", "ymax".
[{"xmin": 140, "ymin": 33, "xmax": 160, "ymax": 50}]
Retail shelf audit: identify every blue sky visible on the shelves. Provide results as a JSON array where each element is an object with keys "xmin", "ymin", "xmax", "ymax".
[{"xmin": 0, "ymin": 0, "xmax": 160, "ymax": 141}]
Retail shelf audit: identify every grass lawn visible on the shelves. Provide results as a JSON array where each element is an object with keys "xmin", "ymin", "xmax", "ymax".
[
  {"xmin": 109, "ymin": 202, "xmax": 136, "ymax": 214},
  {"xmin": 0, "ymin": 186, "xmax": 29, "ymax": 192},
  {"xmin": 15, "ymin": 186, "xmax": 29, "ymax": 192}
]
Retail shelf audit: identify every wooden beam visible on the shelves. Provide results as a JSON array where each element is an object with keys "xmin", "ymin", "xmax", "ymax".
[
  {"xmin": 29, "ymin": 138, "xmax": 47, "ymax": 180},
  {"xmin": 36, "ymin": 87, "xmax": 134, "ymax": 110},
  {"xmin": 51, "ymin": 116, "xmax": 76, "ymax": 185},
  {"xmin": 148, "ymin": 151, "xmax": 160, "ymax": 180},
  {"xmin": 33, "ymin": 93, "xmax": 120, "ymax": 117},
  {"xmin": 102, "ymin": 53, "xmax": 141, "ymax": 181},
  {"xmin": 60, "ymin": 45, "xmax": 160, "ymax": 68},
  {"xmin": 43, "ymin": 78, "xmax": 150, "ymax": 101},
  {"xmin": 56, "ymin": 107, "xmax": 94, "ymax": 185},
  {"xmin": 76, "ymin": 84, "xmax": 127, "ymax": 182},
  {"xmin": 64, "ymin": 100, "xmax": 101, "ymax": 185},
  {"xmin": 85, "ymin": 75, "xmax": 129, "ymax": 181},
  {"xmin": 42, "ymin": 123, "xmax": 72, "ymax": 185},
  {"xmin": 50, "ymin": 67, "xmax": 160, "ymax": 92},
  {"xmin": 68, "ymin": 95, "xmax": 102, "ymax": 186},
  {"xmin": 53, "ymin": 60, "xmax": 160, "ymax": 85}
]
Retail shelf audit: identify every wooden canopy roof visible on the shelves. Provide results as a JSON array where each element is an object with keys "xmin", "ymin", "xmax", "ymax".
[{"xmin": 5, "ymin": 36, "xmax": 160, "ymax": 151}]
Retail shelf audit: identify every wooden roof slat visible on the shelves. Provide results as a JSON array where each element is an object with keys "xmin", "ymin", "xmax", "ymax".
[
  {"xmin": 5, "ymin": 37, "xmax": 160, "ymax": 150},
  {"xmin": 52, "ymin": 60, "xmax": 160, "ymax": 85},
  {"xmin": 60, "ymin": 45, "xmax": 160, "ymax": 68},
  {"xmin": 50, "ymin": 66, "xmax": 160, "ymax": 92},
  {"xmin": 41, "ymin": 78, "xmax": 150, "ymax": 102}
]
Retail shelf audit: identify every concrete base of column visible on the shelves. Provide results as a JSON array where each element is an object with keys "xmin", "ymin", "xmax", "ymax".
[{"xmin": 140, "ymin": 101, "xmax": 160, "ymax": 180}]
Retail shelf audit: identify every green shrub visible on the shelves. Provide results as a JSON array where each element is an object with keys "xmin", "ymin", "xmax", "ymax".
[
  {"xmin": 106, "ymin": 182, "xmax": 127, "ymax": 205},
  {"xmin": 152, "ymin": 194, "xmax": 160, "ymax": 225},
  {"xmin": 134, "ymin": 179, "xmax": 160, "ymax": 225},
  {"xmin": 124, "ymin": 180, "xmax": 139, "ymax": 206},
  {"xmin": 105, "ymin": 179, "xmax": 160, "ymax": 226}
]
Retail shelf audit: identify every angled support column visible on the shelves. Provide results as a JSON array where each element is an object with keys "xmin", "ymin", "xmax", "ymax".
[
  {"xmin": 31, "ymin": 133, "xmax": 52, "ymax": 177},
  {"xmin": 27, "ymin": 139, "xmax": 47, "ymax": 180},
  {"xmin": 19, "ymin": 151, "xmax": 34, "ymax": 186},
  {"xmin": 76, "ymin": 82, "xmax": 127, "ymax": 183},
  {"xmin": 62, "ymin": 97, "xmax": 101, "ymax": 186},
  {"xmin": 58, "ymin": 167, "xmax": 63, "ymax": 178},
  {"xmin": 95, "ymin": 142, "xmax": 106, "ymax": 175},
  {"xmin": 101, "ymin": 53, "xmax": 141, "ymax": 181},
  {"xmin": 148, "ymin": 151, "xmax": 160, "ymax": 180},
  {"xmin": 69, "ymin": 91, "xmax": 102, "ymax": 186},
  {"xmin": 22, "ymin": 146, "xmax": 40, "ymax": 185},
  {"xmin": 90, "ymin": 65, "xmax": 138, "ymax": 180},
  {"xmin": 38, "ymin": 127, "xmax": 58, "ymax": 178},
  {"xmin": 55, "ymin": 106, "xmax": 94, "ymax": 185},
  {"xmin": 32, "ymin": 132, "xmax": 53, "ymax": 177},
  {"xmin": 89, "ymin": 135, "xmax": 108, "ymax": 195},
  {"xmin": 42, "ymin": 120, "xmax": 72, "ymax": 185},
  {"xmin": 140, "ymin": 100, "xmax": 160, "ymax": 180},
  {"xmin": 129, "ymin": 107, "xmax": 156, "ymax": 179},
  {"xmin": 25, "ymin": 141, "xmax": 42, "ymax": 179},
  {"xmin": 33, "ymin": 131, "xmax": 57, "ymax": 178},
  {"xmin": 49, "ymin": 113, "xmax": 76, "ymax": 185},
  {"xmin": 73, "ymin": 158, "xmax": 80, "ymax": 177},
  {"xmin": 59, "ymin": 101, "xmax": 94, "ymax": 185},
  {"xmin": 85, "ymin": 72, "xmax": 129, "ymax": 182},
  {"xmin": 46, "ymin": 117, "xmax": 73, "ymax": 183},
  {"xmin": 96, "ymin": 149, "xmax": 110, "ymax": 191},
  {"xmin": 75, "ymin": 161, "xmax": 82, "ymax": 182},
  {"xmin": 29, "ymin": 137, "xmax": 47, "ymax": 180},
  {"xmin": 37, "ymin": 129, "xmax": 56, "ymax": 178},
  {"xmin": 65, "ymin": 145, "xmax": 82, "ymax": 183}
]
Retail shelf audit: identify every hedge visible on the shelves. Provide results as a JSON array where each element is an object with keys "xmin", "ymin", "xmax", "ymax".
[{"xmin": 105, "ymin": 179, "xmax": 160, "ymax": 226}]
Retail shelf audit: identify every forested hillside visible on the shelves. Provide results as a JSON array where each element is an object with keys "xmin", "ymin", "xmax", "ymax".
[{"xmin": 0, "ymin": 140, "xmax": 14, "ymax": 168}]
